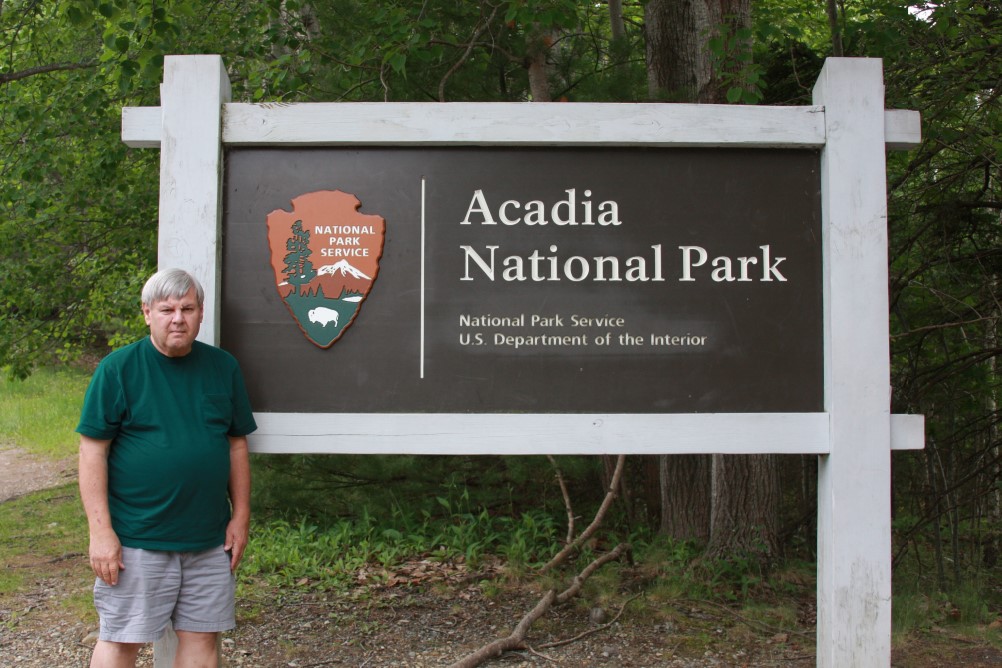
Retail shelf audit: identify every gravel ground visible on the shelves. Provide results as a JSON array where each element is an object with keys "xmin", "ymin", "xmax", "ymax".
[
  {"xmin": 4, "ymin": 571, "xmax": 1001, "ymax": 667},
  {"xmin": 1, "ymin": 568, "xmax": 818, "ymax": 668}
]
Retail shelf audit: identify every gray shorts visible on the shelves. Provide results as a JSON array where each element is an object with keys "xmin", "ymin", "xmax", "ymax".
[{"xmin": 94, "ymin": 545, "xmax": 235, "ymax": 643}]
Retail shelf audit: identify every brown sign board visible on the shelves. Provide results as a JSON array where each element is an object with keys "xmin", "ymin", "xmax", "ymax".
[{"xmin": 222, "ymin": 147, "xmax": 822, "ymax": 414}]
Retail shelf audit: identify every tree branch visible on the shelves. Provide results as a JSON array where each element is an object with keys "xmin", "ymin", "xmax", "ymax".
[
  {"xmin": 540, "ymin": 454, "xmax": 625, "ymax": 574},
  {"xmin": 448, "ymin": 589, "xmax": 556, "ymax": 668},
  {"xmin": 438, "ymin": 2, "xmax": 501, "ymax": 101},
  {"xmin": 546, "ymin": 455, "xmax": 575, "ymax": 544},
  {"xmin": 448, "ymin": 453, "xmax": 631, "ymax": 667},
  {"xmin": 447, "ymin": 543, "xmax": 632, "ymax": 668},
  {"xmin": 538, "ymin": 591, "xmax": 642, "ymax": 649},
  {"xmin": 554, "ymin": 542, "xmax": 630, "ymax": 604},
  {"xmin": 0, "ymin": 60, "xmax": 96, "ymax": 84}
]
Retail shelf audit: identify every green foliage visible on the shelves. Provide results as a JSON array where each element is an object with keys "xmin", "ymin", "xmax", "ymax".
[
  {"xmin": 708, "ymin": 23, "xmax": 765, "ymax": 104},
  {"xmin": 893, "ymin": 571, "xmax": 1000, "ymax": 635},
  {"xmin": 879, "ymin": 0, "xmax": 1002, "ymax": 588},
  {"xmin": 240, "ymin": 505, "xmax": 561, "ymax": 590},
  {"xmin": 0, "ymin": 0, "xmax": 314, "ymax": 378}
]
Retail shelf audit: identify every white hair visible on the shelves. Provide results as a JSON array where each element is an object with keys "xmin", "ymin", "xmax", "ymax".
[{"xmin": 141, "ymin": 268, "xmax": 204, "ymax": 307}]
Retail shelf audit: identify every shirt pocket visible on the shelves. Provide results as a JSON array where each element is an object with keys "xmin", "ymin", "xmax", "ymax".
[{"xmin": 202, "ymin": 394, "xmax": 233, "ymax": 432}]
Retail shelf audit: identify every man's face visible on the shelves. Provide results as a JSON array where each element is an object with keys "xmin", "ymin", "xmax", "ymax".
[{"xmin": 142, "ymin": 287, "xmax": 203, "ymax": 357}]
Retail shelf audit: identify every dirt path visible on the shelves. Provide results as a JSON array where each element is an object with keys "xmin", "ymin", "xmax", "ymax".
[{"xmin": 0, "ymin": 445, "xmax": 77, "ymax": 503}]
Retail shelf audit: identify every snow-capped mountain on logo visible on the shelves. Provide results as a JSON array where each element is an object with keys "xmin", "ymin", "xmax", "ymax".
[
  {"xmin": 310, "ymin": 260, "xmax": 372, "ymax": 299},
  {"xmin": 318, "ymin": 260, "xmax": 371, "ymax": 281}
]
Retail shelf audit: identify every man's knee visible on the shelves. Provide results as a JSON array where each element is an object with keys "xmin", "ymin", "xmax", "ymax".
[
  {"xmin": 90, "ymin": 639, "xmax": 142, "ymax": 668},
  {"xmin": 175, "ymin": 630, "xmax": 221, "ymax": 667}
]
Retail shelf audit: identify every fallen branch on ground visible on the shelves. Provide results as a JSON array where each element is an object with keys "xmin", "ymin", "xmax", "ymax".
[
  {"xmin": 447, "ymin": 455, "xmax": 631, "ymax": 668},
  {"xmin": 538, "ymin": 591, "xmax": 643, "ymax": 650},
  {"xmin": 447, "ymin": 543, "xmax": 631, "ymax": 668}
]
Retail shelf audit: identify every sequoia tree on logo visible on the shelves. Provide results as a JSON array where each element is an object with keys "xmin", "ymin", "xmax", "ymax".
[{"xmin": 266, "ymin": 191, "xmax": 385, "ymax": 348}]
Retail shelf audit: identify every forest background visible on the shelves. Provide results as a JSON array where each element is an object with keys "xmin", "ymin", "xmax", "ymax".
[{"xmin": 1, "ymin": 0, "xmax": 1000, "ymax": 660}]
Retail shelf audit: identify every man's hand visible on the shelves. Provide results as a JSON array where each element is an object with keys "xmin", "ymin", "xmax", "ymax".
[
  {"xmin": 89, "ymin": 528, "xmax": 125, "ymax": 585},
  {"xmin": 224, "ymin": 516, "xmax": 249, "ymax": 571}
]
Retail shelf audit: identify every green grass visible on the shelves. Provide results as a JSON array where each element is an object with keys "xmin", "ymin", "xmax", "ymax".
[
  {"xmin": 0, "ymin": 366, "xmax": 90, "ymax": 458},
  {"xmin": 0, "ymin": 484, "xmax": 88, "ymax": 594}
]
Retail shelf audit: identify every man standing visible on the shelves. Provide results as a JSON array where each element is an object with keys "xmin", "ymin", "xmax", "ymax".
[{"xmin": 77, "ymin": 268, "xmax": 257, "ymax": 668}]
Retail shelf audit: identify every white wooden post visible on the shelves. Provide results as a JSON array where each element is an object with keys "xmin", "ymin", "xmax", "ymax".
[
  {"xmin": 156, "ymin": 54, "xmax": 230, "ymax": 345},
  {"xmin": 151, "ymin": 54, "xmax": 229, "ymax": 668},
  {"xmin": 814, "ymin": 58, "xmax": 893, "ymax": 667}
]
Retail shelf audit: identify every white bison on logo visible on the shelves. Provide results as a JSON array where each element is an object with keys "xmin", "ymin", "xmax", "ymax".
[{"xmin": 308, "ymin": 307, "xmax": 339, "ymax": 327}]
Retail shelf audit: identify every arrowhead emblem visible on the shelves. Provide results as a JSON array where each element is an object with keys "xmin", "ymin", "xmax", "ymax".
[{"xmin": 266, "ymin": 190, "xmax": 385, "ymax": 348}]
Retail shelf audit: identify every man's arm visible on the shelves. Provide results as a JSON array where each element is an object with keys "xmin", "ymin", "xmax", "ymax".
[
  {"xmin": 224, "ymin": 435, "xmax": 251, "ymax": 572},
  {"xmin": 78, "ymin": 436, "xmax": 124, "ymax": 585}
]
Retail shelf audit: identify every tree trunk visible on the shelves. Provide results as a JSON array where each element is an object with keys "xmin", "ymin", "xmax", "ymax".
[
  {"xmin": 643, "ymin": 0, "xmax": 778, "ymax": 560},
  {"xmin": 706, "ymin": 454, "xmax": 780, "ymax": 560},
  {"xmin": 644, "ymin": 0, "xmax": 750, "ymax": 103},
  {"xmin": 644, "ymin": 0, "xmax": 709, "ymax": 101},
  {"xmin": 526, "ymin": 25, "xmax": 553, "ymax": 102},
  {"xmin": 984, "ymin": 273, "xmax": 1000, "ymax": 569},
  {"xmin": 659, "ymin": 454, "xmax": 711, "ymax": 543},
  {"xmin": 608, "ymin": 0, "xmax": 626, "ymax": 42},
  {"xmin": 825, "ymin": 0, "xmax": 844, "ymax": 57}
]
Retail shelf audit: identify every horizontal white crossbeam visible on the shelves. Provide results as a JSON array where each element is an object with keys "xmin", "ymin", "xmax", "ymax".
[
  {"xmin": 122, "ymin": 104, "xmax": 921, "ymax": 150},
  {"xmin": 247, "ymin": 412, "xmax": 924, "ymax": 455}
]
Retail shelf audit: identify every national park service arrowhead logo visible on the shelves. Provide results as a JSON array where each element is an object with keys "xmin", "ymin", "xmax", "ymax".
[{"xmin": 266, "ymin": 191, "xmax": 385, "ymax": 348}]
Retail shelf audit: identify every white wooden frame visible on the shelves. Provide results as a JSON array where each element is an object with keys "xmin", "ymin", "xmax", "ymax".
[{"xmin": 126, "ymin": 55, "xmax": 923, "ymax": 667}]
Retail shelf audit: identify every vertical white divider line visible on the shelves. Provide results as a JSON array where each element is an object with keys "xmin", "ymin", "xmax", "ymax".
[{"xmin": 420, "ymin": 178, "xmax": 426, "ymax": 379}]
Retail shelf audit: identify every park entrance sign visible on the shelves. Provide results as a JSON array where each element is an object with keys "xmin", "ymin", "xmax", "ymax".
[
  {"xmin": 124, "ymin": 55, "xmax": 924, "ymax": 667},
  {"xmin": 225, "ymin": 145, "xmax": 823, "ymax": 415}
]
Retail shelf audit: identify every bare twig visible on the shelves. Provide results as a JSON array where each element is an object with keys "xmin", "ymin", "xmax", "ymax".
[
  {"xmin": 438, "ymin": 2, "xmax": 501, "ymax": 101},
  {"xmin": 539, "ymin": 591, "xmax": 642, "ymax": 649},
  {"xmin": 540, "ymin": 454, "xmax": 626, "ymax": 574},
  {"xmin": 524, "ymin": 645, "xmax": 559, "ymax": 662},
  {"xmin": 448, "ymin": 544, "xmax": 632, "ymax": 668},
  {"xmin": 555, "ymin": 542, "xmax": 629, "ymax": 604},
  {"xmin": 449, "ymin": 453, "xmax": 630, "ymax": 667},
  {"xmin": 546, "ymin": 454, "xmax": 575, "ymax": 544}
]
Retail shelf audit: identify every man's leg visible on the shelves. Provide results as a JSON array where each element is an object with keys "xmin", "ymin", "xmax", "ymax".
[
  {"xmin": 173, "ymin": 546, "xmax": 234, "ymax": 668},
  {"xmin": 90, "ymin": 640, "xmax": 142, "ymax": 668},
  {"xmin": 174, "ymin": 630, "xmax": 221, "ymax": 668}
]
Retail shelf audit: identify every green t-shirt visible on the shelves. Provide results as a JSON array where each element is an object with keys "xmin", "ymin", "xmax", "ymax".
[{"xmin": 77, "ymin": 337, "xmax": 257, "ymax": 552}]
